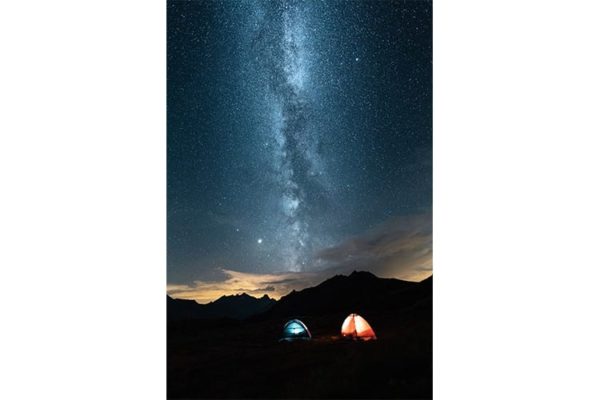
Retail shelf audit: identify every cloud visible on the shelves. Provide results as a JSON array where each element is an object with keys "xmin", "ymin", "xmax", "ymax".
[
  {"xmin": 314, "ymin": 213, "xmax": 432, "ymax": 282},
  {"xmin": 167, "ymin": 268, "xmax": 320, "ymax": 304},
  {"xmin": 259, "ymin": 278, "xmax": 299, "ymax": 285},
  {"xmin": 167, "ymin": 214, "xmax": 432, "ymax": 303},
  {"xmin": 234, "ymin": 285, "xmax": 276, "ymax": 293}
]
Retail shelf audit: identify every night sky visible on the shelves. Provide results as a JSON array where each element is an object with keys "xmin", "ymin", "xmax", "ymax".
[{"xmin": 168, "ymin": 0, "xmax": 432, "ymax": 303}]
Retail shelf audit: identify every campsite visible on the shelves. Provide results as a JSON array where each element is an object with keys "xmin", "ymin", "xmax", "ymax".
[{"xmin": 168, "ymin": 272, "xmax": 432, "ymax": 399}]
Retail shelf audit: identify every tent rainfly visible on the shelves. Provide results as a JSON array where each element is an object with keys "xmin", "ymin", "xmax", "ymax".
[
  {"xmin": 279, "ymin": 319, "xmax": 312, "ymax": 342},
  {"xmin": 341, "ymin": 313, "xmax": 377, "ymax": 340}
]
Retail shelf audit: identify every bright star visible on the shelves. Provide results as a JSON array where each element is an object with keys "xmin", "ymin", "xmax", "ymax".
[{"xmin": 257, "ymin": 238, "xmax": 263, "ymax": 244}]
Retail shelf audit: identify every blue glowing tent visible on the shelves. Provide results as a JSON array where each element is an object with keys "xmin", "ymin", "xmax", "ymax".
[{"xmin": 279, "ymin": 319, "xmax": 311, "ymax": 341}]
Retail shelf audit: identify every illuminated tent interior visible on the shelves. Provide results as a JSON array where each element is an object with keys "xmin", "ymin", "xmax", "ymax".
[
  {"xmin": 341, "ymin": 313, "xmax": 377, "ymax": 340},
  {"xmin": 280, "ymin": 319, "xmax": 312, "ymax": 342}
]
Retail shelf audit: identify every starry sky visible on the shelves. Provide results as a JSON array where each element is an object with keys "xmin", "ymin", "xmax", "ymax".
[{"xmin": 167, "ymin": 0, "xmax": 432, "ymax": 303}]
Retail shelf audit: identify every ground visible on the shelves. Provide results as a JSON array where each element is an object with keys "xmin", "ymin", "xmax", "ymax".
[{"xmin": 168, "ymin": 303, "xmax": 432, "ymax": 399}]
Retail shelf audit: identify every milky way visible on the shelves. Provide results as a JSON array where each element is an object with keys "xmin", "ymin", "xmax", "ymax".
[
  {"xmin": 249, "ymin": 1, "xmax": 327, "ymax": 271},
  {"xmin": 168, "ymin": 0, "xmax": 432, "ymax": 284}
]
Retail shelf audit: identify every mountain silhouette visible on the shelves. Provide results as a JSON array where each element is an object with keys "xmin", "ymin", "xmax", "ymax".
[
  {"xmin": 168, "ymin": 271, "xmax": 432, "ymax": 321},
  {"xmin": 167, "ymin": 292, "xmax": 275, "ymax": 321},
  {"xmin": 168, "ymin": 271, "xmax": 433, "ymax": 398},
  {"xmin": 256, "ymin": 270, "xmax": 430, "ymax": 319}
]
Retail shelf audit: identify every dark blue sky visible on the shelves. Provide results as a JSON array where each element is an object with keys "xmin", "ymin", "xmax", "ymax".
[{"xmin": 168, "ymin": 0, "xmax": 431, "ymax": 297}]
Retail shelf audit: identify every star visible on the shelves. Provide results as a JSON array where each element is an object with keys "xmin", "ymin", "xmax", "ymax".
[{"xmin": 167, "ymin": 0, "xmax": 432, "ymax": 284}]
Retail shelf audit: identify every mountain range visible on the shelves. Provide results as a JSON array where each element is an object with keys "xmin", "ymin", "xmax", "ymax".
[
  {"xmin": 167, "ymin": 271, "xmax": 432, "ymax": 321},
  {"xmin": 167, "ymin": 292, "xmax": 275, "ymax": 321},
  {"xmin": 258, "ymin": 270, "xmax": 431, "ymax": 319}
]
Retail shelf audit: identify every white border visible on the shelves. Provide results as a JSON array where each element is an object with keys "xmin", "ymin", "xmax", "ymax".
[
  {"xmin": 1, "ymin": 1, "xmax": 600, "ymax": 398},
  {"xmin": 435, "ymin": 1, "xmax": 600, "ymax": 398},
  {"xmin": 0, "ymin": 1, "xmax": 166, "ymax": 398}
]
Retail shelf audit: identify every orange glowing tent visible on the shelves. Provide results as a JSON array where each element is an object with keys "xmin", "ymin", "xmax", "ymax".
[{"xmin": 341, "ymin": 313, "xmax": 377, "ymax": 340}]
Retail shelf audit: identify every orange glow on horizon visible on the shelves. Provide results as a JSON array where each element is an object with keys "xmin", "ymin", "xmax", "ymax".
[{"xmin": 167, "ymin": 267, "xmax": 432, "ymax": 304}]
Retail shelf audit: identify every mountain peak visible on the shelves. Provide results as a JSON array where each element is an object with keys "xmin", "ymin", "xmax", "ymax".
[
  {"xmin": 169, "ymin": 291, "xmax": 276, "ymax": 321},
  {"xmin": 258, "ymin": 270, "xmax": 421, "ymax": 319},
  {"xmin": 348, "ymin": 270, "xmax": 377, "ymax": 279},
  {"xmin": 319, "ymin": 270, "xmax": 377, "ymax": 286},
  {"xmin": 214, "ymin": 292, "xmax": 251, "ymax": 300}
]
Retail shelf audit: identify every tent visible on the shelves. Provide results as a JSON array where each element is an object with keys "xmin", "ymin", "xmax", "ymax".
[
  {"xmin": 280, "ymin": 319, "xmax": 311, "ymax": 341},
  {"xmin": 341, "ymin": 313, "xmax": 377, "ymax": 340}
]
